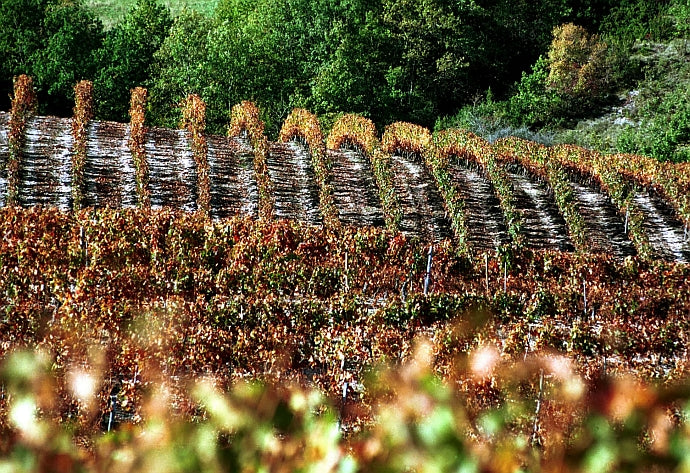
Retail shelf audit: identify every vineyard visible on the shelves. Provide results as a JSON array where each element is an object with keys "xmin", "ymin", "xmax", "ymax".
[{"xmin": 1, "ymin": 76, "xmax": 690, "ymax": 471}]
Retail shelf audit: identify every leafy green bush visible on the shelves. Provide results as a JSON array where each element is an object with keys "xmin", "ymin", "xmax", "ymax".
[{"xmin": 617, "ymin": 83, "xmax": 690, "ymax": 162}]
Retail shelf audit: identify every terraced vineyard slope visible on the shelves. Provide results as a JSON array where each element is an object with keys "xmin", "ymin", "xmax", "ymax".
[{"xmin": 1, "ymin": 101, "xmax": 689, "ymax": 261}]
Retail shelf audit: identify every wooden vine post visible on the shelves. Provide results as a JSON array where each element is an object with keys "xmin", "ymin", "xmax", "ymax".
[
  {"xmin": 7, "ymin": 74, "xmax": 37, "ymax": 206},
  {"xmin": 181, "ymin": 94, "xmax": 210, "ymax": 215},
  {"xmin": 228, "ymin": 101, "xmax": 274, "ymax": 221},
  {"xmin": 72, "ymin": 80, "xmax": 94, "ymax": 211},
  {"xmin": 128, "ymin": 87, "xmax": 151, "ymax": 208}
]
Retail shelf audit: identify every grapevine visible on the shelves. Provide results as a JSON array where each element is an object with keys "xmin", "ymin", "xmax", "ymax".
[
  {"xmin": 6, "ymin": 74, "xmax": 36, "ymax": 206},
  {"xmin": 1, "ymin": 75, "xmax": 690, "ymax": 473},
  {"xmin": 72, "ymin": 80, "xmax": 94, "ymax": 211},
  {"xmin": 552, "ymin": 144, "xmax": 654, "ymax": 260},
  {"xmin": 279, "ymin": 108, "xmax": 340, "ymax": 230},
  {"xmin": 608, "ymin": 152, "xmax": 690, "ymax": 228},
  {"xmin": 128, "ymin": 87, "xmax": 151, "ymax": 208},
  {"xmin": 419, "ymin": 129, "xmax": 470, "ymax": 254},
  {"xmin": 326, "ymin": 113, "xmax": 379, "ymax": 156},
  {"xmin": 380, "ymin": 121, "xmax": 432, "ymax": 157},
  {"xmin": 327, "ymin": 114, "xmax": 402, "ymax": 232},
  {"xmin": 380, "ymin": 122, "xmax": 439, "ymax": 235},
  {"xmin": 228, "ymin": 101, "xmax": 274, "ymax": 220},
  {"xmin": 181, "ymin": 94, "xmax": 211, "ymax": 215},
  {"xmin": 494, "ymin": 137, "xmax": 589, "ymax": 251},
  {"xmin": 434, "ymin": 129, "xmax": 524, "ymax": 247},
  {"xmin": 0, "ymin": 206, "xmax": 689, "ymax": 470}
]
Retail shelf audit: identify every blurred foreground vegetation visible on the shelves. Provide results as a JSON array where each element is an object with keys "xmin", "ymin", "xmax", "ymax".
[{"xmin": 3, "ymin": 342, "xmax": 690, "ymax": 472}]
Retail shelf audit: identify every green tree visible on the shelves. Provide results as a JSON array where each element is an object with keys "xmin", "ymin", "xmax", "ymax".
[
  {"xmin": 308, "ymin": 9, "xmax": 397, "ymax": 124},
  {"xmin": 148, "ymin": 9, "xmax": 212, "ymax": 129},
  {"xmin": 481, "ymin": 0, "xmax": 571, "ymax": 91},
  {"xmin": 208, "ymin": 0, "xmax": 378, "ymax": 134},
  {"xmin": 93, "ymin": 0, "xmax": 173, "ymax": 121},
  {"xmin": 0, "ymin": 0, "xmax": 55, "ymax": 110},
  {"xmin": 669, "ymin": 0, "xmax": 690, "ymax": 39},
  {"xmin": 506, "ymin": 55, "xmax": 565, "ymax": 127},
  {"xmin": 30, "ymin": 1, "xmax": 103, "ymax": 114},
  {"xmin": 380, "ymin": 0, "xmax": 483, "ymax": 125}
]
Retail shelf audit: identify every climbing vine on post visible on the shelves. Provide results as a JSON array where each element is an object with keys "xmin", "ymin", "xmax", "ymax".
[
  {"xmin": 128, "ymin": 87, "xmax": 151, "ymax": 208},
  {"xmin": 279, "ymin": 108, "xmax": 340, "ymax": 231},
  {"xmin": 181, "ymin": 94, "xmax": 210, "ymax": 215},
  {"xmin": 7, "ymin": 74, "xmax": 37, "ymax": 206},
  {"xmin": 327, "ymin": 114, "xmax": 402, "ymax": 232},
  {"xmin": 72, "ymin": 80, "xmax": 94, "ymax": 211},
  {"xmin": 228, "ymin": 101, "xmax": 274, "ymax": 221}
]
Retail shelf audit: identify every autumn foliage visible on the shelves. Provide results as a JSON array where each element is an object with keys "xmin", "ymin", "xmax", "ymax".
[
  {"xmin": 547, "ymin": 23, "xmax": 609, "ymax": 97},
  {"xmin": 3, "ymin": 77, "xmax": 690, "ymax": 471},
  {"xmin": 72, "ymin": 80, "xmax": 95, "ymax": 211},
  {"xmin": 181, "ymin": 94, "xmax": 211, "ymax": 215},
  {"xmin": 7, "ymin": 74, "xmax": 37, "ymax": 206},
  {"xmin": 0, "ymin": 206, "xmax": 690, "ymax": 471},
  {"xmin": 381, "ymin": 121, "xmax": 432, "ymax": 158},
  {"xmin": 228, "ymin": 101, "xmax": 274, "ymax": 220},
  {"xmin": 435, "ymin": 129, "xmax": 525, "ymax": 246},
  {"xmin": 327, "ymin": 114, "xmax": 380, "ymax": 156},
  {"xmin": 128, "ymin": 87, "xmax": 151, "ymax": 208},
  {"xmin": 495, "ymin": 136, "xmax": 589, "ymax": 251}
]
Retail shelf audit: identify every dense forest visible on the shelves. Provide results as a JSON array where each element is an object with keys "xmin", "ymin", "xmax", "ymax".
[{"xmin": 1, "ymin": 0, "xmax": 689, "ymax": 158}]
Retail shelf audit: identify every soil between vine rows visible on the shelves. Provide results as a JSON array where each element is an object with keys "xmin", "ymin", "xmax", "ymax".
[
  {"xmin": 20, "ymin": 116, "xmax": 73, "ymax": 210},
  {"xmin": 146, "ymin": 126, "xmax": 198, "ymax": 212},
  {"xmin": 447, "ymin": 158, "xmax": 510, "ymax": 251},
  {"xmin": 208, "ymin": 135, "xmax": 258, "ymax": 220},
  {"xmin": 329, "ymin": 148, "xmax": 385, "ymax": 228},
  {"xmin": 266, "ymin": 140, "xmax": 322, "ymax": 225},
  {"xmin": 84, "ymin": 120, "xmax": 138, "ymax": 209},
  {"xmin": 505, "ymin": 163, "xmax": 574, "ymax": 252},
  {"xmin": 389, "ymin": 153, "xmax": 453, "ymax": 242},
  {"xmin": 569, "ymin": 177, "xmax": 637, "ymax": 258},
  {"xmin": 633, "ymin": 187, "xmax": 690, "ymax": 263}
]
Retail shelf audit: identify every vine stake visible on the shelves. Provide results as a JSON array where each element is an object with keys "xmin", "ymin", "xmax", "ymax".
[{"xmin": 424, "ymin": 245, "xmax": 434, "ymax": 296}]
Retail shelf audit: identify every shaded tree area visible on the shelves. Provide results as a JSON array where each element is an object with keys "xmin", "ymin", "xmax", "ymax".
[
  {"xmin": 0, "ymin": 0, "xmax": 636, "ymax": 134},
  {"xmin": 0, "ymin": 0, "xmax": 103, "ymax": 114}
]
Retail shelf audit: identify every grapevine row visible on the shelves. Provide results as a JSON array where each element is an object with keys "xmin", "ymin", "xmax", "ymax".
[
  {"xmin": 326, "ymin": 114, "xmax": 402, "ymax": 232},
  {"xmin": 128, "ymin": 87, "xmax": 151, "ymax": 208},
  {"xmin": 6, "ymin": 74, "xmax": 36, "ymax": 206},
  {"xmin": 552, "ymin": 144, "xmax": 654, "ymax": 259},
  {"xmin": 607, "ymin": 152, "xmax": 690, "ymax": 227},
  {"xmin": 433, "ymin": 129, "xmax": 524, "ymax": 247},
  {"xmin": 2, "ymin": 77, "xmax": 687, "ymax": 257},
  {"xmin": 181, "ymin": 94, "xmax": 211, "ymax": 215},
  {"xmin": 71, "ymin": 80, "xmax": 94, "ymax": 210},
  {"xmin": 228, "ymin": 101, "xmax": 274, "ymax": 220},
  {"xmin": 278, "ymin": 108, "xmax": 340, "ymax": 230},
  {"xmin": 494, "ymin": 136, "xmax": 589, "ymax": 251}
]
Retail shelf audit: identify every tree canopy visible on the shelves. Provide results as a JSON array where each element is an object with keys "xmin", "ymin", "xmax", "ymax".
[{"xmin": 1, "ymin": 0, "xmax": 686, "ymax": 145}]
